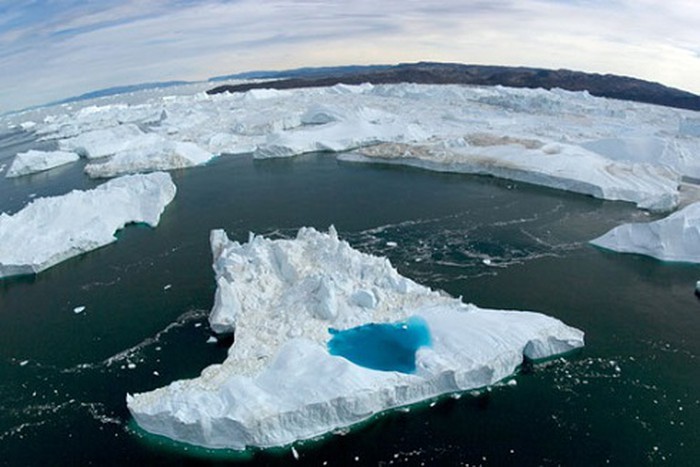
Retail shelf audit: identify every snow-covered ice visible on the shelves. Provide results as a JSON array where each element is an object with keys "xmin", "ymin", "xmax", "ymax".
[
  {"xmin": 12, "ymin": 83, "xmax": 698, "ymax": 209},
  {"xmin": 6, "ymin": 150, "xmax": 79, "ymax": 178},
  {"xmin": 127, "ymin": 227, "xmax": 584, "ymax": 450},
  {"xmin": 591, "ymin": 201, "xmax": 700, "ymax": 262},
  {"xmin": 84, "ymin": 139, "xmax": 214, "ymax": 178},
  {"xmin": 341, "ymin": 139, "xmax": 680, "ymax": 211},
  {"xmin": 0, "ymin": 172, "xmax": 176, "ymax": 278}
]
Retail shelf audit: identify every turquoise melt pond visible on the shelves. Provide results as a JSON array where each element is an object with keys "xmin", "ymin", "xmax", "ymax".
[{"xmin": 327, "ymin": 316, "xmax": 432, "ymax": 373}]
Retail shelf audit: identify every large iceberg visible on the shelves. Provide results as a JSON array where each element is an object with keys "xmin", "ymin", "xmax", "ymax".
[
  {"xmin": 6, "ymin": 149, "xmax": 80, "ymax": 178},
  {"xmin": 340, "ymin": 139, "xmax": 680, "ymax": 211},
  {"xmin": 0, "ymin": 172, "xmax": 176, "ymax": 278},
  {"xmin": 127, "ymin": 227, "xmax": 583, "ymax": 450},
  {"xmin": 590, "ymin": 201, "xmax": 700, "ymax": 262}
]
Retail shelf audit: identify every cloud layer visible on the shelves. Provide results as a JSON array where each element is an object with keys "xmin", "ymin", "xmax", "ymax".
[{"xmin": 2, "ymin": 0, "xmax": 699, "ymax": 112}]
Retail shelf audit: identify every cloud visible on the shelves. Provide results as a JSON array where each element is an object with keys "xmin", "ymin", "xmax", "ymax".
[{"xmin": 1, "ymin": 0, "xmax": 700, "ymax": 112}]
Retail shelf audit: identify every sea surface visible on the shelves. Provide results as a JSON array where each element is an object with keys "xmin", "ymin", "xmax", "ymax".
[{"xmin": 0, "ymin": 128, "xmax": 699, "ymax": 466}]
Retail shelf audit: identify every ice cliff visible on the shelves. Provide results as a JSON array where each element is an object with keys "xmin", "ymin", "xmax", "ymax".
[
  {"xmin": 127, "ymin": 227, "xmax": 584, "ymax": 450},
  {"xmin": 591, "ymin": 201, "xmax": 700, "ymax": 262},
  {"xmin": 0, "ymin": 172, "xmax": 176, "ymax": 278}
]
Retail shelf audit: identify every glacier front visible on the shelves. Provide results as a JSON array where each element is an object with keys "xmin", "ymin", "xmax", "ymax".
[
  {"xmin": 590, "ymin": 201, "xmax": 700, "ymax": 262},
  {"xmin": 127, "ymin": 227, "xmax": 584, "ymax": 451},
  {"xmin": 0, "ymin": 172, "xmax": 176, "ymax": 278}
]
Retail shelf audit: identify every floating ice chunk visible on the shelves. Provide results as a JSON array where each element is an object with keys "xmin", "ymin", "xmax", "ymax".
[
  {"xmin": 127, "ymin": 228, "xmax": 583, "ymax": 451},
  {"xmin": 73, "ymin": 306, "xmax": 86, "ymax": 314},
  {"xmin": 6, "ymin": 150, "xmax": 79, "ymax": 178},
  {"xmin": 591, "ymin": 201, "xmax": 700, "ymax": 262},
  {"xmin": 84, "ymin": 140, "xmax": 214, "ymax": 178},
  {"xmin": 0, "ymin": 172, "xmax": 176, "ymax": 279},
  {"xmin": 59, "ymin": 124, "xmax": 149, "ymax": 159}
]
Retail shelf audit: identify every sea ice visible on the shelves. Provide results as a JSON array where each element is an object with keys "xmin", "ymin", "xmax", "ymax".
[
  {"xmin": 6, "ymin": 150, "xmax": 79, "ymax": 178},
  {"xmin": 16, "ymin": 82, "xmax": 699, "ymax": 207},
  {"xmin": 590, "ymin": 201, "xmax": 700, "ymax": 262},
  {"xmin": 127, "ymin": 227, "xmax": 584, "ymax": 450},
  {"xmin": 0, "ymin": 172, "xmax": 176, "ymax": 278}
]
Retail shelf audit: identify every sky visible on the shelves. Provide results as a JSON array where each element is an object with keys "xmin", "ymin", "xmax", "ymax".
[{"xmin": 1, "ymin": 0, "xmax": 700, "ymax": 113}]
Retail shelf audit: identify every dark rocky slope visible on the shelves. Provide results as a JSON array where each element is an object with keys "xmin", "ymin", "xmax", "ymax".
[{"xmin": 207, "ymin": 62, "xmax": 700, "ymax": 111}]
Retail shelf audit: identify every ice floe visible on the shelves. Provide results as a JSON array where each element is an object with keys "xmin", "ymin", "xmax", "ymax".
[
  {"xmin": 0, "ymin": 172, "xmax": 176, "ymax": 278},
  {"xmin": 127, "ymin": 227, "xmax": 583, "ymax": 450},
  {"xmin": 591, "ymin": 201, "xmax": 700, "ymax": 262},
  {"xmin": 6, "ymin": 150, "xmax": 79, "ymax": 178}
]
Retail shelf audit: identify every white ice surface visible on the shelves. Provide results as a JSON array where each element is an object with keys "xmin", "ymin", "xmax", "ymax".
[
  {"xmin": 340, "ymin": 139, "xmax": 680, "ymax": 211},
  {"xmin": 591, "ymin": 201, "xmax": 700, "ymax": 262},
  {"xmin": 6, "ymin": 149, "xmax": 79, "ymax": 178},
  {"xmin": 127, "ymin": 227, "xmax": 584, "ymax": 450},
  {"xmin": 0, "ymin": 172, "xmax": 176, "ymax": 278},
  {"xmin": 84, "ymin": 139, "xmax": 214, "ymax": 178},
  {"xmin": 15, "ymin": 83, "xmax": 698, "ymax": 209}
]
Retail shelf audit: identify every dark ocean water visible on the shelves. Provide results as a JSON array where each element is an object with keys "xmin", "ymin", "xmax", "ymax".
[{"xmin": 0, "ymin": 133, "xmax": 698, "ymax": 466}]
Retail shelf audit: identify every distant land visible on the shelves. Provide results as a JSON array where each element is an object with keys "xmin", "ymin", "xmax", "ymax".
[
  {"xmin": 208, "ymin": 62, "xmax": 700, "ymax": 112},
  {"xmin": 50, "ymin": 80, "xmax": 193, "ymax": 106}
]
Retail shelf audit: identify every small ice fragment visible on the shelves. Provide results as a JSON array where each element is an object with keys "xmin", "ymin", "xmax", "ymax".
[
  {"xmin": 194, "ymin": 323, "xmax": 202, "ymax": 328},
  {"xmin": 429, "ymin": 401, "xmax": 436, "ymax": 407},
  {"xmin": 73, "ymin": 306, "xmax": 86, "ymax": 314},
  {"xmin": 206, "ymin": 336, "xmax": 218, "ymax": 344},
  {"xmin": 291, "ymin": 446, "xmax": 299, "ymax": 460},
  {"xmin": 19, "ymin": 360, "xmax": 29, "ymax": 366},
  {"xmin": 153, "ymin": 371, "xmax": 160, "ymax": 376},
  {"xmin": 164, "ymin": 284, "xmax": 172, "ymax": 290},
  {"xmin": 507, "ymin": 379, "xmax": 517, "ymax": 386},
  {"xmin": 695, "ymin": 280, "xmax": 700, "ymax": 296},
  {"xmin": 386, "ymin": 241, "xmax": 398, "ymax": 247},
  {"xmin": 482, "ymin": 258, "xmax": 492, "ymax": 266},
  {"xmin": 127, "ymin": 363, "xmax": 136, "ymax": 369}
]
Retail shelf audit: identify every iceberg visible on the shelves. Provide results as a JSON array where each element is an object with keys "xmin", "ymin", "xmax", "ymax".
[
  {"xmin": 0, "ymin": 172, "xmax": 176, "ymax": 278},
  {"xmin": 127, "ymin": 227, "xmax": 583, "ymax": 450},
  {"xmin": 340, "ymin": 138, "xmax": 681, "ymax": 211},
  {"xmin": 58, "ymin": 124, "xmax": 152, "ymax": 159},
  {"xmin": 590, "ymin": 201, "xmax": 700, "ymax": 262},
  {"xmin": 84, "ymin": 139, "xmax": 214, "ymax": 178},
  {"xmin": 6, "ymin": 149, "xmax": 79, "ymax": 178}
]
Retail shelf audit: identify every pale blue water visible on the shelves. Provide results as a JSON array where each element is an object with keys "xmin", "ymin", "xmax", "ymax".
[{"xmin": 328, "ymin": 316, "xmax": 431, "ymax": 373}]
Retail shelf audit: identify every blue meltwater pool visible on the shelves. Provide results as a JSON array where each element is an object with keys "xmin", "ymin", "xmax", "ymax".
[{"xmin": 327, "ymin": 316, "xmax": 432, "ymax": 373}]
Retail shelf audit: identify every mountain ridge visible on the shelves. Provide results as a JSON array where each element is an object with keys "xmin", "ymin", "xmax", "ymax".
[{"xmin": 207, "ymin": 62, "xmax": 700, "ymax": 111}]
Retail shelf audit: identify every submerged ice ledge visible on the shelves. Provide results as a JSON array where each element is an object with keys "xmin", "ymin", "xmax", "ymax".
[
  {"xmin": 0, "ymin": 172, "xmax": 176, "ymax": 279},
  {"xmin": 127, "ymin": 227, "xmax": 584, "ymax": 450}
]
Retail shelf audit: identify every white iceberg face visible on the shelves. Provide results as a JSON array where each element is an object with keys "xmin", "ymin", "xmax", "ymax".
[
  {"xmin": 58, "ymin": 124, "xmax": 150, "ymax": 159},
  {"xmin": 340, "ymin": 139, "xmax": 681, "ymax": 212},
  {"xmin": 127, "ymin": 227, "xmax": 583, "ymax": 450},
  {"xmin": 0, "ymin": 172, "xmax": 176, "ymax": 278},
  {"xmin": 84, "ymin": 139, "xmax": 214, "ymax": 178},
  {"xmin": 590, "ymin": 201, "xmax": 700, "ymax": 262},
  {"xmin": 6, "ymin": 149, "xmax": 79, "ymax": 178}
]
